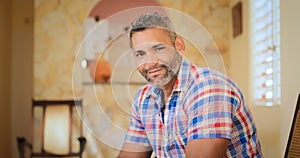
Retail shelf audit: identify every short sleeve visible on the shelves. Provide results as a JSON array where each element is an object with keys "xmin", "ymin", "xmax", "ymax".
[
  {"xmin": 185, "ymin": 76, "xmax": 239, "ymax": 141},
  {"xmin": 124, "ymin": 92, "xmax": 151, "ymax": 146}
]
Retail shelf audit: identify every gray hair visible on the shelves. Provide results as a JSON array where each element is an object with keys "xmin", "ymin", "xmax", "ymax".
[{"xmin": 129, "ymin": 12, "xmax": 177, "ymax": 43}]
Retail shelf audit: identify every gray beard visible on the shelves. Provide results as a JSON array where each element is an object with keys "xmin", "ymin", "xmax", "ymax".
[{"xmin": 141, "ymin": 52, "xmax": 182, "ymax": 87}]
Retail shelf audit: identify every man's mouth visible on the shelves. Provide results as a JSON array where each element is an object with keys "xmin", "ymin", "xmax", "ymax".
[{"xmin": 148, "ymin": 68, "xmax": 163, "ymax": 77}]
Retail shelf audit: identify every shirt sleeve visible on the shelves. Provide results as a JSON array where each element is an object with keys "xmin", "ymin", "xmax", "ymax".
[
  {"xmin": 185, "ymin": 75, "xmax": 240, "ymax": 141},
  {"xmin": 124, "ymin": 91, "xmax": 151, "ymax": 146}
]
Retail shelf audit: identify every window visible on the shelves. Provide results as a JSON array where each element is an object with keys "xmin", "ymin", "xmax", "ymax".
[{"xmin": 250, "ymin": 0, "xmax": 280, "ymax": 106}]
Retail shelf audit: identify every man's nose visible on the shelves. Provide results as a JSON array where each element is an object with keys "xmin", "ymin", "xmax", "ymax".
[
  {"xmin": 144, "ymin": 61, "xmax": 157, "ymax": 70},
  {"xmin": 143, "ymin": 53, "xmax": 159, "ymax": 69}
]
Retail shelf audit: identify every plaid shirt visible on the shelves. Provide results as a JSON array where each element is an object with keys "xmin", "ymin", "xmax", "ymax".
[{"xmin": 125, "ymin": 59, "xmax": 263, "ymax": 157}]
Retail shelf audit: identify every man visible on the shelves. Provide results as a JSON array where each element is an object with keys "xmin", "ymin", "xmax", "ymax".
[{"xmin": 118, "ymin": 12, "xmax": 263, "ymax": 158}]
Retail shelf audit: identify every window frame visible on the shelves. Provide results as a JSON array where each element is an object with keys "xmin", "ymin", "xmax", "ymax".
[{"xmin": 249, "ymin": 0, "xmax": 281, "ymax": 106}]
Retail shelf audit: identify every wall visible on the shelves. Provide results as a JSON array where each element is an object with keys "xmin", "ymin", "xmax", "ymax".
[
  {"xmin": 157, "ymin": 0, "xmax": 230, "ymax": 73},
  {"xmin": 34, "ymin": 0, "xmax": 230, "ymax": 98},
  {"xmin": 10, "ymin": 0, "xmax": 34, "ymax": 157},
  {"xmin": 34, "ymin": 0, "xmax": 98, "ymax": 99},
  {"xmin": 229, "ymin": 0, "xmax": 300, "ymax": 158},
  {"xmin": 34, "ymin": 0, "xmax": 230, "ymax": 157},
  {"xmin": 280, "ymin": 0, "xmax": 300, "ymax": 157},
  {"xmin": 0, "ymin": 0, "xmax": 12, "ymax": 157}
]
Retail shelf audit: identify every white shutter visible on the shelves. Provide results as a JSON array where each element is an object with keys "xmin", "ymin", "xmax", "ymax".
[{"xmin": 250, "ymin": 0, "xmax": 280, "ymax": 106}]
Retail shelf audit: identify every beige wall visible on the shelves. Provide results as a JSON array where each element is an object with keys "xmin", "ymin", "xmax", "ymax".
[
  {"xmin": 34, "ymin": 0, "xmax": 98, "ymax": 100},
  {"xmin": 33, "ymin": 0, "xmax": 230, "ymax": 99},
  {"xmin": 229, "ymin": 0, "xmax": 300, "ymax": 158},
  {"xmin": 10, "ymin": 0, "xmax": 34, "ymax": 157},
  {"xmin": 0, "ymin": 0, "xmax": 12, "ymax": 157},
  {"xmin": 280, "ymin": 0, "xmax": 300, "ymax": 157}
]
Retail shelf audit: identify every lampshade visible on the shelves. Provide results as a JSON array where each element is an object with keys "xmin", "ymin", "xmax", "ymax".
[{"xmin": 43, "ymin": 105, "xmax": 70, "ymax": 155}]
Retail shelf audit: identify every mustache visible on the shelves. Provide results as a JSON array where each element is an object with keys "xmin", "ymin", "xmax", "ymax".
[{"xmin": 142, "ymin": 64, "xmax": 168, "ymax": 74}]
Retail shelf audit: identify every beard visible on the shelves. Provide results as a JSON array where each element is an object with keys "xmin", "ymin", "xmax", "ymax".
[{"xmin": 140, "ymin": 52, "xmax": 182, "ymax": 87}]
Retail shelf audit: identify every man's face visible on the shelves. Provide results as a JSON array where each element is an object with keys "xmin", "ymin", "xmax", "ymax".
[{"xmin": 131, "ymin": 28, "xmax": 182, "ymax": 87}]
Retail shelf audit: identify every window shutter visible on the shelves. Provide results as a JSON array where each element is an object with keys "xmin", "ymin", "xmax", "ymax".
[{"xmin": 250, "ymin": 0, "xmax": 280, "ymax": 106}]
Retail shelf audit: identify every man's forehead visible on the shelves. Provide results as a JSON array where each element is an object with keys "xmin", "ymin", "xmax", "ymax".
[{"xmin": 132, "ymin": 42, "xmax": 162, "ymax": 50}]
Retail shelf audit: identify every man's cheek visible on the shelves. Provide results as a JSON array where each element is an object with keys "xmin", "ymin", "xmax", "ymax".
[{"xmin": 137, "ymin": 65, "xmax": 145, "ymax": 73}]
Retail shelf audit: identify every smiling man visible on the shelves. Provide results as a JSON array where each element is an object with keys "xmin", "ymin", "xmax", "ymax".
[{"xmin": 118, "ymin": 12, "xmax": 263, "ymax": 158}]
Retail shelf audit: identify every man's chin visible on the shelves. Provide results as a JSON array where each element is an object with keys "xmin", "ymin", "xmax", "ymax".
[{"xmin": 148, "ymin": 78, "xmax": 170, "ymax": 87}]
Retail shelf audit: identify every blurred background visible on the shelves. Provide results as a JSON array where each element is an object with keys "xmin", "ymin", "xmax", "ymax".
[{"xmin": 1, "ymin": 0, "xmax": 300, "ymax": 157}]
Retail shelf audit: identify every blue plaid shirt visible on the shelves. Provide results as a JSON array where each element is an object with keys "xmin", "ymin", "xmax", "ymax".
[{"xmin": 125, "ymin": 59, "xmax": 263, "ymax": 157}]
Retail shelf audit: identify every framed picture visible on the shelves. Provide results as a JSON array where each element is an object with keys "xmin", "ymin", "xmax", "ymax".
[{"xmin": 232, "ymin": 1, "xmax": 242, "ymax": 37}]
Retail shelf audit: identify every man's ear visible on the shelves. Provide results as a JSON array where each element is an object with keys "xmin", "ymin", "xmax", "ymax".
[{"xmin": 174, "ymin": 36, "xmax": 185, "ymax": 55}]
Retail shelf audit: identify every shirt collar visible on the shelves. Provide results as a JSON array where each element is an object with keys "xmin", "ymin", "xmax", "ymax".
[{"xmin": 173, "ymin": 58, "xmax": 191, "ymax": 92}]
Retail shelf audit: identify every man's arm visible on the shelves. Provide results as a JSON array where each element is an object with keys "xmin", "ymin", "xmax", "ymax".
[
  {"xmin": 186, "ymin": 138, "xmax": 229, "ymax": 158},
  {"xmin": 118, "ymin": 142, "xmax": 153, "ymax": 158}
]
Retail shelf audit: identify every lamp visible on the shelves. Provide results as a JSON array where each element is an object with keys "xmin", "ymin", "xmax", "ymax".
[{"xmin": 17, "ymin": 99, "xmax": 86, "ymax": 158}]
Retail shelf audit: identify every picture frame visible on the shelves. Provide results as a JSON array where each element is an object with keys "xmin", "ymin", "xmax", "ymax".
[{"xmin": 232, "ymin": 1, "xmax": 243, "ymax": 37}]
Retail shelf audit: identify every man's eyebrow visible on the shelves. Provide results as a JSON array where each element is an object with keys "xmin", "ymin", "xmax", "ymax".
[
  {"xmin": 131, "ymin": 43, "xmax": 164, "ymax": 51},
  {"xmin": 152, "ymin": 44, "xmax": 164, "ymax": 49},
  {"xmin": 134, "ymin": 50, "xmax": 144, "ymax": 53},
  {"xmin": 132, "ymin": 43, "xmax": 164, "ymax": 52},
  {"xmin": 131, "ymin": 48, "xmax": 145, "ymax": 55}
]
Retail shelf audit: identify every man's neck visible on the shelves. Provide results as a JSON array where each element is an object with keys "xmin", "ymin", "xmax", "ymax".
[{"xmin": 161, "ymin": 77, "xmax": 177, "ymax": 101}]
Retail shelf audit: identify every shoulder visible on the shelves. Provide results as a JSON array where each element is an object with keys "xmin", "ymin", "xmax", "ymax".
[
  {"xmin": 184, "ymin": 66, "xmax": 244, "ymax": 111},
  {"xmin": 188, "ymin": 66, "xmax": 241, "ymax": 94}
]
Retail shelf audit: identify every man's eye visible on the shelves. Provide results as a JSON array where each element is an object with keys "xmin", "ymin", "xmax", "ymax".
[
  {"xmin": 155, "ymin": 47, "xmax": 165, "ymax": 52},
  {"xmin": 134, "ymin": 51, "xmax": 145, "ymax": 57}
]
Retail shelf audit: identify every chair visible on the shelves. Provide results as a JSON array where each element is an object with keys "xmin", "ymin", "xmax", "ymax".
[
  {"xmin": 17, "ymin": 99, "xmax": 86, "ymax": 158},
  {"xmin": 284, "ymin": 94, "xmax": 300, "ymax": 158}
]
